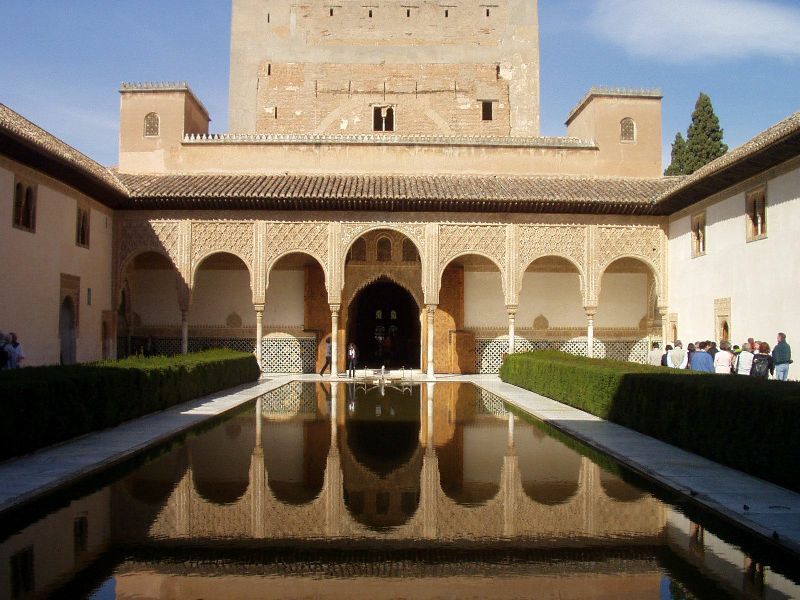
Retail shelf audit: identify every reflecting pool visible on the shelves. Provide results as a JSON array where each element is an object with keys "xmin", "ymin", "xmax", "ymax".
[{"xmin": 1, "ymin": 382, "xmax": 798, "ymax": 599}]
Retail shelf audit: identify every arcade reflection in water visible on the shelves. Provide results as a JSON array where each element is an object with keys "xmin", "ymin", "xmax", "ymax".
[{"xmin": 1, "ymin": 383, "xmax": 798, "ymax": 599}]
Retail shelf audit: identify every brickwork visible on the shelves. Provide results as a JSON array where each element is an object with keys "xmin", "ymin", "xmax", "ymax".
[{"xmin": 256, "ymin": 63, "xmax": 511, "ymax": 136}]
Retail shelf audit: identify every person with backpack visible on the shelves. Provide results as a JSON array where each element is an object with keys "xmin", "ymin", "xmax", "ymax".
[
  {"xmin": 751, "ymin": 342, "xmax": 775, "ymax": 379},
  {"xmin": 660, "ymin": 344, "xmax": 673, "ymax": 367}
]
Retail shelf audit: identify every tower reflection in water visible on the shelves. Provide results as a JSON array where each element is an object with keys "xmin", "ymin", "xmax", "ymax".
[{"xmin": 2, "ymin": 382, "xmax": 798, "ymax": 599}]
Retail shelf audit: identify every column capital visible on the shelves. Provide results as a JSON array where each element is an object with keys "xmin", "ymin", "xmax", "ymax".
[
  {"xmin": 329, "ymin": 303, "xmax": 341, "ymax": 314},
  {"xmin": 254, "ymin": 303, "xmax": 265, "ymax": 313},
  {"xmin": 657, "ymin": 305, "xmax": 669, "ymax": 316},
  {"xmin": 583, "ymin": 305, "xmax": 597, "ymax": 318},
  {"xmin": 426, "ymin": 303, "xmax": 437, "ymax": 313},
  {"xmin": 506, "ymin": 305, "xmax": 519, "ymax": 316}
]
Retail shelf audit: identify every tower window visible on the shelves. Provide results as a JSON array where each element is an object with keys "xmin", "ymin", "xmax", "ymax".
[
  {"xmin": 620, "ymin": 117, "xmax": 636, "ymax": 142},
  {"xmin": 445, "ymin": 9, "xmax": 449, "ymax": 17},
  {"xmin": 10, "ymin": 547, "xmax": 35, "ymax": 598},
  {"xmin": 267, "ymin": 12, "xmax": 270, "ymax": 23},
  {"xmin": 369, "ymin": 9, "xmax": 373, "ymax": 17},
  {"xmin": 481, "ymin": 101, "xmax": 493, "ymax": 121},
  {"xmin": 373, "ymin": 106, "xmax": 395, "ymax": 132},
  {"xmin": 267, "ymin": 64, "xmax": 271, "ymax": 76},
  {"xmin": 486, "ymin": 8, "xmax": 490, "ymax": 17},
  {"xmin": 143, "ymin": 112, "xmax": 160, "ymax": 137},
  {"xmin": 330, "ymin": 7, "xmax": 334, "ymax": 16},
  {"xmin": 74, "ymin": 516, "xmax": 89, "ymax": 556},
  {"xmin": 407, "ymin": 8, "xmax": 411, "ymax": 17}
]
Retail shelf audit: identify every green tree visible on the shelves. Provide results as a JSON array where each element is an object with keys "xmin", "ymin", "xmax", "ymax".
[
  {"xmin": 664, "ymin": 132, "xmax": 687, "ymax": 176},
  {"xmin": 664, "ymin": 93, "xmax": 728, "ymax": 176}
]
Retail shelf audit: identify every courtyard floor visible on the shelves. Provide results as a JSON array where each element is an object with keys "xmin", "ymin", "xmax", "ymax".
[{"xmin": 0, "ymin": 373, "xmax": 798, "ymax": 556}]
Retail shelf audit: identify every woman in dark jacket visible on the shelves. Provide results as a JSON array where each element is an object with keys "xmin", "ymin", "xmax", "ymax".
[{"xmin": 751, "ymin": 342, "xmax": 775, "ymax": 378}]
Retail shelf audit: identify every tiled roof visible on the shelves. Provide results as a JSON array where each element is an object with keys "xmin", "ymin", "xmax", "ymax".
[
  {"xmin": 0, "ymin": 103, "xmax": 127, "ymax": 198},
  {"xmin": 655, "ymin": 110, "xmax": 800, "ymax": 211},
  {"xmin": 117, "ymin": 172, "xmax": 679, "ymax": 214}
]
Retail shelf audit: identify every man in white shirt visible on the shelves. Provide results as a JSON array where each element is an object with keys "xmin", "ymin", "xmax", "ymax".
[{"xmin": 667, "ymin": 340, "xmax": 688, "ymax": 369}]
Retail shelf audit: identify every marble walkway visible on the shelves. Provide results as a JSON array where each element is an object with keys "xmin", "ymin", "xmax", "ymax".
[{"xmin": 0, "ymin": 373, "xmax": 798, "ymax": 557}]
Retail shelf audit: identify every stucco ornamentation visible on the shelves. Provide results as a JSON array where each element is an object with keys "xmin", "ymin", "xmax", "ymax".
[
  {"xmin": 265, "ymin": 222, "xmax": 329, "ymax": 268},
  {"xmin": 438, "ymin": 224, "xmax": 507, "ymax": 271},
  {"xmin": 116, "ymin": 219, "xmax": 183, "ymax": 283},
  {"xmin": 517, "ymin": 225, "xmax": 587, "ymax": 290},
  {"xmin": 191, "ymin": 221, "xmax": 254, "ymax": 270}
]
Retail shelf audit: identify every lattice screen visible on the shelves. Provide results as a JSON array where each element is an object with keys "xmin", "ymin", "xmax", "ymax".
[
  {"xmin": 119, "ymin": 336, "xmax": 254, "ymax": 357},
  {"xmin": 478, "ymin": 388, "xmax": 509, "ymax": 416},
  {"xmin": 475, "ymin": 336, "xmax": 654, "ymax": 373},
  {"xmin": 260, "ymin": 335, "xmax": 317, "ymax": 373}
]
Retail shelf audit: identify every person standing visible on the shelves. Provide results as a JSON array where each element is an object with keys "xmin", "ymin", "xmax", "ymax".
[
  {"xmin": 772, "ymin": 333, "xmax": 792, "ymax": 381},
  {"xmin": 667, "ymin": 340, "xmax": 688, "ymax": 369},
  {"xmin": 319, "ymin": 337, "xmax": 332, "ymax": 376},
  {"xmin": 690, "ymin": 341, "xmax": 714, "ymax": 373},
  {"xmin": 735, "ymin": 342, "xmax": 755, "ymax": 375},
  {"xmin": 751, "ymin": 342, "xmax": 775, "ymax": 379},
  {"xmin": 347, "ymin": 342, "xmax": 358, "ymax": 378},
  {"xmin": 647, "ymin": 342, "xmax": 663, "ymax": 366},
  {"xmin": 7, "ymin": 333, "xmax": 25, "ymax": 368},
  {"xmin": 713, "ymin": 341, "xmax": 734, "ymax": 374}
]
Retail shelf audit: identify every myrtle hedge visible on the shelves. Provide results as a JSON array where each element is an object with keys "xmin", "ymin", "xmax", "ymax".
[
  {"xmin": 0, "ymin": 350, "xmax": 260, "ymax": 460},
  {"xmin": 500, "ymin": 351, "xmax": 800, "ymax": 492}
]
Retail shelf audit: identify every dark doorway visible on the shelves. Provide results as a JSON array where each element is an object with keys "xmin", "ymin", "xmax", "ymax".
[
  {"xmin": 347, "ymin": 279, "xmax": 420, "ymax": 369},
  {"xmin": 59, "ymin": 296, "xmax": 77, "ymax": 365}
]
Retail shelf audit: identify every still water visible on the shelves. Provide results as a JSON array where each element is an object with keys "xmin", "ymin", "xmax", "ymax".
[{"xmin": 0, "ymin": 382, "xmax": 798, "ymax": 599}]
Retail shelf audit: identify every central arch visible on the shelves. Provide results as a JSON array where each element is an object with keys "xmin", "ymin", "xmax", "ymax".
[{"xmin": 347, "ymin": 278, "xmax": 421, "ymax": 369}]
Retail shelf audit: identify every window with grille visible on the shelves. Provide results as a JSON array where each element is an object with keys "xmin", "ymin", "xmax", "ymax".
[
  {"xmin": 746, "ymin": 188, "xmax": 767, "ymax": 241},
  {"xmin": 620, "ymin": 118, "xmax": 636, "ymax": 142},
  {"xmin": 377, "ymin": 237, "xmax": 392, "ymax": 261},
  {"xmin": 691, "ymin": 212, "xmax": 706, "ymax": 257},
  {"xmin": 143, "ymin": 112, "xmax": 160, "ymax": 137}
]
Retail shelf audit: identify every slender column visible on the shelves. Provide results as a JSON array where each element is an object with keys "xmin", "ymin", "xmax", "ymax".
[
  {"xmin": 585, "ymin": 306, "xmax": 597, "ymax": 358},
  {"xmin": 426, "ymin": 304, "xmax": 437, "ymax": 378},
  {"xmin": 254, "ymin": 304, "xmax": 264, "ymax": 368},
  {"xmin": 507, "ymin": 306, "xmax": 518, "ymax": 355},
  {"xmin": 330, "ymin": 305, "xmax": 340, "ymax": 377},
  {"xmin": 255, "ymin": 397, "xmax": 263, "ymax": 447},
  {"xmin": 180, "ymin": 310, "xmax": 189, "ymax": 355}
]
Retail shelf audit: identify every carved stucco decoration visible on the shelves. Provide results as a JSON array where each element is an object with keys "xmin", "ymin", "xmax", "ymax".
[
  {"xmin": 517, "ymin": 224, "xmax": 588, "ymax": 298},
  {"xmin": 596, "ymin": 226, "xmax": 666, "ymax": 299},
  {"xmin": 264, "ymin": 221, "xmax": 330, "ymax": 277},
  {"xmin": 191, "ymin": 221, "xmax": 255, "ymax": 274},
  {"xmin": 438, "ymin": 225, "xmax": 506, "ymax": 271},
  {"xmin": 342, "ymin": 267, "xmax": 425, "ymax": 311},
  {"xmin": 115, "ymin": 219, "xmax": 184, "ymax": 292}
]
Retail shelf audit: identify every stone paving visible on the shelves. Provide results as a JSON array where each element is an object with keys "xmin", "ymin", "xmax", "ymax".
[{"xmin": 1, "ymin": 373, "xmax": 798, "ymax": 558}]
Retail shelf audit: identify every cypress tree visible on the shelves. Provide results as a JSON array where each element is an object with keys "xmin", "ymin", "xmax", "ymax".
[
  {"xmin": 664, "ymin": 132, "xmax": 687, "ymax": 176},
  {"xmin": 683, "ymin": 93, "xmax": 728, "ymax": 174},
  {"xmin": 664, "ymin": 93, "xmax": 728, "ymax": 176}
]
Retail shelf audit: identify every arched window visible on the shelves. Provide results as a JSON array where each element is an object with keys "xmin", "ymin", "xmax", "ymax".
[
  {"xmin": 76, "ymin": 207, "xmax": 90, "ymax": 247},
  {"xmin": 402, "ymin": 239, "xmax": 419, "ymax": 262},
  {"xmin": 376, "ymin": 237, "xmax": 392, "ymax": 261},
  {"xmin": 12, "ymin": 181, "xmax": 36, "ymax": 232},
  {"xmin": 349, "ymin": 238, "xmax": 367, "ymax": 261},
  {"xmin": 144, "ymin": 112, "xmax": 160, "ymax": 137},
  {"xmin": 620, "ymin": 118, "xmax": 636, "ymax": 142}
]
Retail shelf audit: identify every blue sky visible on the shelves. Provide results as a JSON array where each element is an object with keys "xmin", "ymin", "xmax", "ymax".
[{"xmin": 1, "ymin": 0, "xmax": 798, "ymax": 169}]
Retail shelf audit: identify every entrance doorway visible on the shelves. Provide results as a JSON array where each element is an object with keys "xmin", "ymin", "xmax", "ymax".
[
  {"xmin": 59, "ymin": 296, "xmax": 77, "ymax": 365},
  {"xmin": 347, "ymin": 279, "xmax": 420, "ymax": 369}
]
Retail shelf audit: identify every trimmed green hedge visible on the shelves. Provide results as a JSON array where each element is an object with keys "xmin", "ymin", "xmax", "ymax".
[
  {"xmin": 0, "ymin": 350, "xmax": 260, "ymax": 461},
  {"xmin": 500, "ymin": 351, "xmax": 800, "ymax": 492}
]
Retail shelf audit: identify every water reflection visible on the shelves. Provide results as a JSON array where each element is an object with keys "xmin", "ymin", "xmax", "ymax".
[{"xmin": 2, "ymin": 382, "xmax": 799, "ymax": 599}]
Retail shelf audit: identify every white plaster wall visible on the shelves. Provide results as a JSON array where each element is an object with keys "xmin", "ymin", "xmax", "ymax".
[
  {"xmin": 668, "ymin": 166, "xmax": 800, "ymax": 348},
  {"xmin": 190, "ymin": 268, "xmax": 255, "ymax": 326},
  {"xmin": 128, "ymin": 269, "xmax": 182, "ymax": 325},
  {"xmin": 265, "ymin": 269, "xmax": 305, "ymax": 327},
  {"xmin": 515, "ymin": 429, "xmax": 581, "ymax": 483},
  {"xmin": 517, "ymin": 272, "xmax": 585, "ymax": 328},
  {"xmin": 595, "ymin": 273, "xmax": 648, "ymax": 328},
  {"xmin": 464, "ymin": 271, "xmax": 506, "ymax": 328},
  {"xmin": 0, "ymin": 163, "xmax": 114, "ymax": 366}
]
